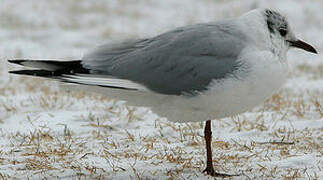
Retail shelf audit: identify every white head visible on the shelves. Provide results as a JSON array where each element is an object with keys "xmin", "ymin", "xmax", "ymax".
[
  {"xmin": 264, "ymin": 9, "xmax": 317, "ymax": 55},
  {"xmin": 242, "ymin": 9, "xmax": 317, "ymax": 56}
]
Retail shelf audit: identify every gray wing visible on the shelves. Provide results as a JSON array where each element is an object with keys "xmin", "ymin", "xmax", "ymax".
[{"xmin": 82, "ymin": 21, "xmax": 247, "ymax": 95}]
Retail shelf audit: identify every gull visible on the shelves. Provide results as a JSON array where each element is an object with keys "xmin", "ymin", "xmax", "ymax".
[{"xmin": 8, "ymin": 8, "xmax": 317, "ymax": 177}]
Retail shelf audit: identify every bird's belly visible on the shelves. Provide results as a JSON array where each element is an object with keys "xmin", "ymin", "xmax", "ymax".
[
  {"xmin": 201, "ymin": 73, "xmax": 286, "ymax": 119},
  {"xmin": 154, "ymin": 57, "xmax": 288, "ymax": 123}
]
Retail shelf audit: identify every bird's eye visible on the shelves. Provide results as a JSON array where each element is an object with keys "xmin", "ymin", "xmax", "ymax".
[{"xmin": 279, "ymin": 29, "xmax": 287, "ymax": 37}]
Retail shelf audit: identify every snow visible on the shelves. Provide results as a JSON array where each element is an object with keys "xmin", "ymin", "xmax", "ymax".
[{"xmin": 0, "ymin": 0, "xmax": 322, "ymax": 179}]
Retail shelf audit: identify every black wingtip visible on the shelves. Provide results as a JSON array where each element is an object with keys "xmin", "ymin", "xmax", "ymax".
[
  {"xmin": 9, "ymin": 70, "xmax": 26, "ymax": 75},
  {"xmin": 8, "ymin": 59, "xmax": 26, "ymax": 65},
  {"xmin": 8, "ymin": 70, "xmax": 18, "ymax": 74},
  {"xmin": 9, "ymin": 70, "xmax": 30, "ymax": 75},
  {"xmin": 9, "ymin": 70, "xmax": 55, "ymax": 77}
]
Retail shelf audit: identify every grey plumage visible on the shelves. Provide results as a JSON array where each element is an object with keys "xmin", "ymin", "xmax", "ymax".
[{"xmin": 82, "ymin": 21, "xmax": 248, "ymax": 95}]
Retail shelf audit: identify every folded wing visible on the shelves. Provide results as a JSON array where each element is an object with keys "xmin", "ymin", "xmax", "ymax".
[
  {"xmin": 82, "ymin": 22, "xmax": 247, "ymax": 95},
  {"xmin": 9, "ymin": 21, "xmax": 247, "ymax": 96}
]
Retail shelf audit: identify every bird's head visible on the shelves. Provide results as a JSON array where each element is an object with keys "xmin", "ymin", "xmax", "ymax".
[
  {"xmin": 241, "ymin": 9, "xmax": 317, "ymax": 56},
  {"xmin": 263, "ymin": 9, "xmax": 317, "ymax": 54}
]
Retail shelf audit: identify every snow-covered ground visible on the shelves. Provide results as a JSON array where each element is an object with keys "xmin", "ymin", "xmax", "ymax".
[{"xmin": 0, "ymin": 0, "xmax": 322, "ymax": 179}]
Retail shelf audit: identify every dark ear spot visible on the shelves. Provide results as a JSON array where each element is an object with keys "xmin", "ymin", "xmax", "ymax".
[
  {"xmin": 267, "ymin": 20, "xmax": 274, "ymax": 33},
  {"xmin": 265, "ymin": 10, "xmax": 274, "ymax": 33}
]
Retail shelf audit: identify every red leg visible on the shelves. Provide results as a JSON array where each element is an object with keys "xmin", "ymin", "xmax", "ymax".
[
  {"xmin": 202, "ymin": 120, "xmax": 216, "ymax": 175},
  {"xmin": 202, "ymin": 120, "xmax": 236, "ymax": 177}
]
